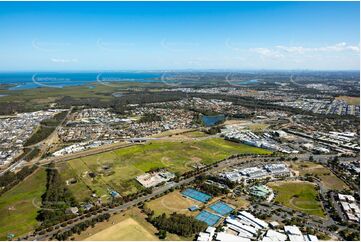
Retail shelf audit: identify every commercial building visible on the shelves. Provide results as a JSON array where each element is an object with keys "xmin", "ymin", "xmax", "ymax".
[
  {"xmin": 136, "ymin": 171, "xmax": 175, "ymax": 188},
  {"xmin": 262, "ymin": 229, "xmax": 288, "ymax": 242},
  {"xmin": 338, "ymin": 193, "xmax": 359, "ymax": 222},
  {"xmin": 249, "ymin": 185, "xmax": 272, "ymax": 200},
  {"xmin": 284, "ymin": 225, "xmax": 304, "ymax": 242},
  {"xmin": 215, "ymin": 232, "xmax": 251, "ymax": 242},
  {"xmin": 219, "ymin": 163, "xmax": 290, "ymax": 183},
  {"xmin": 237, "ymin": 211, "xmax": 269, "ymax": 230},
  {"xmin": 197, "ymin": 227, "xmax": 215, "ymax": 241}
]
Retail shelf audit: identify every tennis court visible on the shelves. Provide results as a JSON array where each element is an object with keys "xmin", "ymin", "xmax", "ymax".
[
  {"xmin": 195, "ymin": 210, "xmax": 221, "ymax": 226},
  {"xmin": 182, "ymin": 188, "xmax": 212, "ymax": 203},
  {"xmin": 209, "ymin": 201, "xmax": 234, "ymax": 215}
]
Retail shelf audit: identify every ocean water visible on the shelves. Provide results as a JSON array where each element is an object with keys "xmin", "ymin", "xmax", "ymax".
[{"xmin": 0, "ymin": 72, "xmax": 163, "ymax": 90}]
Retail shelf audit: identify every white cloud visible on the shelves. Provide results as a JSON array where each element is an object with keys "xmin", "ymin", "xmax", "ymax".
[
  {"xmin": 249, "ymin": 47, "xmax": 284, "ymax": 58},
  {"xmin": 275, "ymin": 42, "xmax": 359, "ymax": 54},
  {"xmin": 249, "ymin": 42, "xmax": 359, "ymax": 64},
  {"xmin": 50, "ymin": 58, "xmax": 78, "ymax": 63},
  {"xmin": 242, "ymin": 42, "xmax": 360, "ymax": 69}
]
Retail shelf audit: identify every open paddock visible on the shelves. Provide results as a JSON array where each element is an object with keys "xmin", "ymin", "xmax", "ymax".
[
  {"xmin": 0, "ymin": 169, "xmax": 46, "ymax": 240},
  {"xmin": 145, "ymin": 191, "xmax": 203, "ymax": 216},
  {"xmin": 268, "ymin": 180, "xmax": 326, "ymax": 217},
  {"xmin": 288, "ymin": 161, "xmax": 348, "ymax": 191},
  {"xmin": 61, "ymin": 138, "xmax": 271, "ymax": 201},
  {"xmin": 336, "ymin": 96, "xmax": 360, "ymax": 105}
]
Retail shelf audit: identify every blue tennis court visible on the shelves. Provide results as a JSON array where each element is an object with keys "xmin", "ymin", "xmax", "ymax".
[
  {"xmin": 182, "ymin": 188, "xmax": 212, "ymax": 203},
  {"xmin": 209, "ymin": 201, "xmax": 234, "ymax": 215},
  {"xmin": 195, "ymin": 210, "xmax": 221, "ymax": 226}
]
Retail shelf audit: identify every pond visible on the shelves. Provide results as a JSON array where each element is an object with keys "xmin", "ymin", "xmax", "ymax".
[{"xmin": 201, "ymin": 114, "xmax": 225, "ymax": 127}]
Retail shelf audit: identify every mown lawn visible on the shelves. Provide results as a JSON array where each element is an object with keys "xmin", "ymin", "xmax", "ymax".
[
  {"xmin": 64, "ymin": 138, "xmax": 271, "ymax": 200},
  {"xmin": 145, "ymin": 191, "xmax": 202, "ymax": 217},
  {"xmin": 0, "ymin": 169, "xmax": 46, "ymax": 240},
  {"xmin": 268, "ymin": 181, "xmax": 325, "ymax": 217}
]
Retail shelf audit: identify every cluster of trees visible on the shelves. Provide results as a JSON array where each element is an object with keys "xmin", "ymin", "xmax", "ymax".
[
  {"xmin": 205, "ymin": 126, "xmax": 221, "ymax": 135},
  {"xmin": 0, "ymin": 165, "xmax": 37, "ymax": 195},
  {"xmin": 22, "ymin": 147, "xmax": 41, "ymax": 161},
  {"xmin": 193, "ymin": 175, "xmax": 232, "ymax": 196},
  {"xmin": 40, "ymin": 111, "xmax": 67, "ymax": 126},
  {"xmin": 110, "ymin": 187, "xmax": 152, "ymax": 207},
  {"xmin": 157, "ymin": 229, "xmax": 167, "ymax": 239},
  {"xmin": 37, "ymin": 163, "xmax": 77, "ymax": 228},
  {"xmin": 197, "ymin": 183, "xmax": 228, "ymax": 196},
  {"xmin": 149, "ymin": 212, "xmax": 208, "ymax": 237},
  {"xmin": 138, "ymin": 113, "xmax": 162, "ymax": 123},
  {"xmin": 207, "ymin": 175, "xmax": 237, "ymax": 189},
  {"xmin": 24, "ymin": 111, "xmax": 67, "ymax": 146},
  {"xmin": 339, "ymin": 229, "xmax": 360, "ymax": 241},
  {"xmin": 0, "ymin": 101, "xmax": 48, "ymax": 115},
  {"xmin": 53, "ymin": 213, "xmax": 111, "ymax": 241},
  {"xmin": 24, "ymin": 126, "xmax": 54, "ymax": 146},
  {"xmin": 56, "ymin": 91, "xmax": 188, "ymax": 112},
  {"xmin": 56, "ymin": 96, "xmax": 111, "ymax": 109}
]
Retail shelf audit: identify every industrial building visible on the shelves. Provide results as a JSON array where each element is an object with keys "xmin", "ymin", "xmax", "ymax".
[{"xmin": 219, "ymin": 163, "xmax": 290, "ymax": 183}]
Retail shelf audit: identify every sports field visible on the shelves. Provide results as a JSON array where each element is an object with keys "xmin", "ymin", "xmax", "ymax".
[
  {"xmin": 195, "ymin": 210, "xmax": 221, "ymax": 226},
  {"xmin": 182, "ymin": 188, "xmax": 212, "ymax": 203},
  {"xmin": 145, "ymin": 191, "xmax": 202, "ymax": 216},
  {"xmin": 60, "ymin": 138, "xmax": 271, "ymax": 201},
  {"xmin": 209, "ymin": 201, "xmax": 234, "ymax": 215},
  {"xmin": 85, "ymin": 217, "xmax": 157, "ymax": 241},
  {"xmin": 268, "ymin": 181, "xmax": 325, "ymax": 217},
  {"xmin": 0, "ymin": 169, "xmax": 46, "ymax": 240},
  {"xmin": 336, "ymin": 96, "xmax": 360, "ymax": 105},
  {"xmin": 76, "ymin": 207, "xmax": 184, "ymax": 241},
  {"xmin": 289, "ymin": 161, "xmax": 348, "ymax": 191}
]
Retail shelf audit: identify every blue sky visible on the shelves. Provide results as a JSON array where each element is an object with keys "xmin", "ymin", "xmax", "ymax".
[{"xmin": 0, "ymin": 1, "xmax": 359, "ymax": 71}]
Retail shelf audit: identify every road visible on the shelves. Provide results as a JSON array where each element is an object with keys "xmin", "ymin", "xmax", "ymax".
[
  {"xmin": 16, "ymin": 133, "xmax": 220, "ymax": 169},
  {"xmin": 14, "ymin": 136, "xmax": 348, "ymax": 241},
  {"xmin": 0, "ymin": 109, "xmax": 72, "ymax": 176},
  {"xmin": 24, "ymin": 152, "xmax": 344, "ymax": 240},
  {"xmin": 25, "ymin": 152, "xmax": 274, "ymax": 241},
  {"xmin": 25, "ymin": 172, "xmax": 200, "ymax": 240}
]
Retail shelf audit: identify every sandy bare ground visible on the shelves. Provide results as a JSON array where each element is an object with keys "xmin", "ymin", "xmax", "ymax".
[{"xmin": 84, "ymin": 217, "xmax": 157, "ymax": 241}]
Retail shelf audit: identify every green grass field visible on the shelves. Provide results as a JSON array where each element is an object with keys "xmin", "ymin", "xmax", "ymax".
[
  {"xmin": 182, "ymin": 131, "xmax": 209, "ymax": 138},
  {"xmin": 62, "ymin": 138, "xmax": 271, "ymax": 201},
  {"xmin": 268, "ymin": 181, "xmax": 325, "ymax": 217},
  {"xmin": 289, "ymin": 161, "xmax": 348, "ymax": 191},
  {"xmin": 145, "ymin": 191, "xmax": 201, "ymax": 217},
  {"xmin": 0, "ymin": 169, "xmax": 46, "ymax": 240}
]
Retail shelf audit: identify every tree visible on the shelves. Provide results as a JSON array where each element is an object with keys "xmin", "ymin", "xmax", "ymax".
[{"xmin": 158, "ymin": 230, "xmax": 167, "ymax": 239}]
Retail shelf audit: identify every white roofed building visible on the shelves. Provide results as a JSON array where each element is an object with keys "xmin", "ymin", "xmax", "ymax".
[
  {"xmin": 215, "ymin": 232, "xmax": 251, "ymax": 242},
  {"xmin": 284, "ymin": 225, "xmax": 304, "ymax": 242},
  {"xmin": 262, "ymin": 229, "xmax": 288, "ymax": 241}
]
